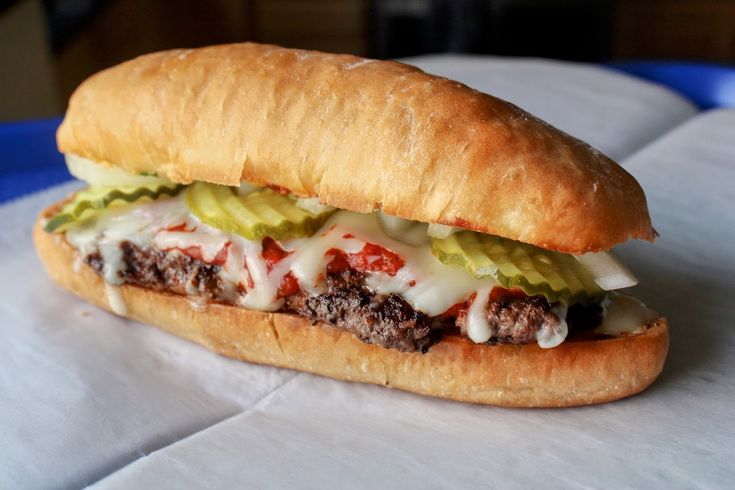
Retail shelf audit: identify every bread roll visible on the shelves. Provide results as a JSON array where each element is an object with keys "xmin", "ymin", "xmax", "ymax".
[{"xmin": 57, "ymin": 43, "xmax": 654, "ymax": 254}]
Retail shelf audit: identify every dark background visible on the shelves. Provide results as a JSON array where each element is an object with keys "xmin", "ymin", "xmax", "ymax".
[{"xmin": 3, "ymin": 0, "xmax": 735, "ymax": 121}]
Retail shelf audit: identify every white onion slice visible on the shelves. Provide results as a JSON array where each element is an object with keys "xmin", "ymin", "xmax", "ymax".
[
  {"xmin": 427, "ymin": 223, "xmax": 457, "ymax": 239},
  {"xmin": 296, "ymin": 197, "xmax": 335, "ymax": 214},
  {"xmin": 377, "ymin": 212, "xmax": 427, "ymax": 246},
  {"xmin": 575, "ymin": 251, "xmax": 638, "ymax": 290},
  {"xmin": 378, "ymin": 212, "xmax": 413, "ymax": 235},
  {"xmin": 235, "ymin": 181, "xmax": 259, "ymax": 196},
  {"xmin": 65, "ymin": 154, "xmax": 172, "ymax": 187}
]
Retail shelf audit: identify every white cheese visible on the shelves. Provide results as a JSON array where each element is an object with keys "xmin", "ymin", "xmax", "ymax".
[
  {"xmin": 465, "ymin": 286, "xmax": 494, "ymax": 343},
  {"xmin": 98, "ymin": 238, "xmax": 125, "ymax": 285},
  {"xmin": 104, "ymin": 283, "xmax": 127, "ymax": 315},
  {"xmin": 154, "ymin": 230, "xmax": 229, "ymax": 262},
  {"xmin": 596, "ymin": 292, "xmax": 657, "ymax": 335},
  {"xmin": 536, "ymin": 304, "xmax": 568, "ymax": 348}
]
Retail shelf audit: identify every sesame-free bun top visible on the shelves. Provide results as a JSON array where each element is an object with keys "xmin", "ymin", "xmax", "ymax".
[{"xmin": 57, "ymin": 43, "xmax": 654, "ymax": 253}]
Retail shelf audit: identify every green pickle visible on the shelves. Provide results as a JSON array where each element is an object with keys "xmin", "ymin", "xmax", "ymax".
[
  {"xmin": 184, "ymin": 182, "xmax": 336, "ymax": 240},
  {"xmin": 431, "ymin": 231, "xmax": 603, "ymax": 305},
  {"xmin": 45, "ymin": 183, "xmax": 183, "ymax": 232}
]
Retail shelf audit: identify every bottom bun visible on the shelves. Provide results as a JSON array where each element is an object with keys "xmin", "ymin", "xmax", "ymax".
[{"xmin": 33, "ymin": 214, "xmax": 668, "ymax": 408}]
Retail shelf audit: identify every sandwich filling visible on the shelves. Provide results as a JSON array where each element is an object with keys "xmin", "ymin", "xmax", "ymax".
[{"xmin": 47, "ymin": 156, "xmax": 656, "ymax": 353}]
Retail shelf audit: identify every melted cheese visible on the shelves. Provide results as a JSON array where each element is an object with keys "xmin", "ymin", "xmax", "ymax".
[
  {"xmin": 596, "ymin": 292, "xmax": 657, "ymax": 335},
  {"xmin": 104, "ymin": 283, "xmax": 127, "ymax": 315},
  {"xmin": 154, "ymin": 230, "xmax": 229, "ymax": 262},
  {"xmin": 537, "ymin": 304, "xmax": 568, "ymax": 348},
  {"xmin": 239, "ymin": 238, "xmax": 288, "ymax": 311},
  {"xmin": 466, "ymin": 286, "xmax": 494, "ymax": 343}
]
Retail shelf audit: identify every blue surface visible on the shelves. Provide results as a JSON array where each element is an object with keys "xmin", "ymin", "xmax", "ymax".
[
  {"xmin": 607, "ymin": 61, "xmax": 735, "ymax": 110},
  {"xmin": 2, "ymin": 61, "xmax": 735, "ymax": 202},
  {"xmin": 0, "ymin": 117, "xmax": 69, "ymax": 203}
]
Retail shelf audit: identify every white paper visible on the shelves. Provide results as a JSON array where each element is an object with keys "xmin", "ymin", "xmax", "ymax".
[{"xmin": 1, "ymin": 61, "xmax": 732, "ymax": 489}]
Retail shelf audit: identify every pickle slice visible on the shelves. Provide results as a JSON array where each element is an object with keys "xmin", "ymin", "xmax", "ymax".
[
  {"xmin": 431, "ymin": 231, "xmax": 603, "ymax": 304},
  {"xmin": 184, "ymin": 182, "xmax": 336, "ymax": 240},
  {"xmin": 44, "ymin": 183, "xmax": 183, "ymax": 232}
]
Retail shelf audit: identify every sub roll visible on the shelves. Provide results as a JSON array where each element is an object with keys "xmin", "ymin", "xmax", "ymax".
[{"xmin": 35, "ymin": 43, "xmax": 668, "ymax": 407}]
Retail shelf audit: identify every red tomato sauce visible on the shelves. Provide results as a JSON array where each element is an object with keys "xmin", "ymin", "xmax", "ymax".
[
  {"xmin": 325, "ymin": 249, "xmax": 351, "ymax": 274},
  {"xmin": 439, "ymin": 294, "xmax": 474, "ymax": 321},
  {"xmin": 177, "ymin": 242, "xmax": 230, "ymax": 266},
  {"xmin": 165, "ymin": 223, "xmax": 196, "ymax": 232},
  {"xmin": 267, "ymin": 185, "xmax": 291, "ymax": 195},
  {"xmin": 260, "ymin": 237, "xmax": 301, "ymax": 298},
  {"xmin": 277, "ymin": 272, "xmax": 300, "ymax": 298},
  {"xmin": 488, "ymin": 286, "xmax": 527, "ymax": 303},
  {"xmin": 325, "ymin": 242, "xmax": 405, "ymax": 276},
  {"xmin": 261, "ymin": 237, "xmax": 291, "ymax": 272}
]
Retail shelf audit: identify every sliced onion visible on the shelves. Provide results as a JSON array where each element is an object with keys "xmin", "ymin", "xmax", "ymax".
[
  {"xmin": 427, "ymin": 223, "xmax": 457, "ymax": 239},
  {"xmin": 296, "ymin": 196, "xmax": 335, "ymax": 214},
  {"xmin": 575, "ymin": 251, "xmax": 638, "ymax": 290},
  {"xmin": 65, "ymin": 154, "xmax": 172, "ymax": 187},
  {"xmin": 377, "ymin": 212, "xmax": 428, "ymax": 246},
  {"xmin": 235, "ymin": 181, "xmax": 259, "ymax": 196},
  {"xmin": 378, "ymin": 212, "xmax": 413, "ymax": 235}
]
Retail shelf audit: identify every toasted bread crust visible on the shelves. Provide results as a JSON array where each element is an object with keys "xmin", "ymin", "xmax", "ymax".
[
  {"xmin": 34, "ymin": 209, "xmax": 669, "ymax": 408},
  {"xmin": 57, "ymin": 43, "xmax": 654, "ymax": 253}
]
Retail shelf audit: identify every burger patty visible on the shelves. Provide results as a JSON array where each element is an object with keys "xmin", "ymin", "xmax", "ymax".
[
  {"xmin": 456, "ymin": 294, "xmax": 554, "ymax": 345},
  {"xmin": 283, "ymin": 267, "xmax": 444, "ymax": 353},
  {"xmin": 87, "ymin": 241, "xmax": 226, "ymax": 299},
  {"xmin": 85, "ymin": 241, "xmax": 601, "ymax": 352}
]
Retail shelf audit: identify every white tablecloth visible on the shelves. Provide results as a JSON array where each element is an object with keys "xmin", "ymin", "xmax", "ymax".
[{"xmin": 2, "ymin": 57, "xmax": 731, "ymax": 489}]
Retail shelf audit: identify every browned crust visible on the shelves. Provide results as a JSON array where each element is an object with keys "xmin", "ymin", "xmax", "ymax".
[
  {"xmin": 56, "ymin": 43, "xmax": 654, "ymax": 253},
  {"xmin": 33, "ymin": 210, "xmax": 669, "ymax": 408}
]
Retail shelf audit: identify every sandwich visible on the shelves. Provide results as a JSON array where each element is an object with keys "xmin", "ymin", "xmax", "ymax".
[{"xmin": 34, "ymin": 43, "xmax": 668, "ymax": 407}]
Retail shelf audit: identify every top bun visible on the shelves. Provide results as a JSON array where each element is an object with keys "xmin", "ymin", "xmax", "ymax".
[{"xmin": 57, "ymin": 43, "xmax": 654, "ymax": 253}]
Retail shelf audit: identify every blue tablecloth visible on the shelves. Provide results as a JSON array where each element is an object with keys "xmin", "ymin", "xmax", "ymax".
[
  {"xmin": 0, "ymin": 117, "xmax": 68, "ymax": 203},
  {"xmin": 606, "ymin": 61, "xmax": 735, "ymax": 110}
]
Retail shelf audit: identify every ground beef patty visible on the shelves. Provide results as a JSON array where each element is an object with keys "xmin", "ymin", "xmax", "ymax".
[
  {"xmin": 86, "ymin": 241, "xmax": 226, "ymax": 300},
  {"xmin": 83, "ymin": 241, "xmax": 601, "ymax": 353},
  {"xmin": 285, "ymin": 268, "xmax": 444, "ymax": 353},
  {"xmin": 456, "ymin": 294, "xmax": 556, "ymax": 345}
]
